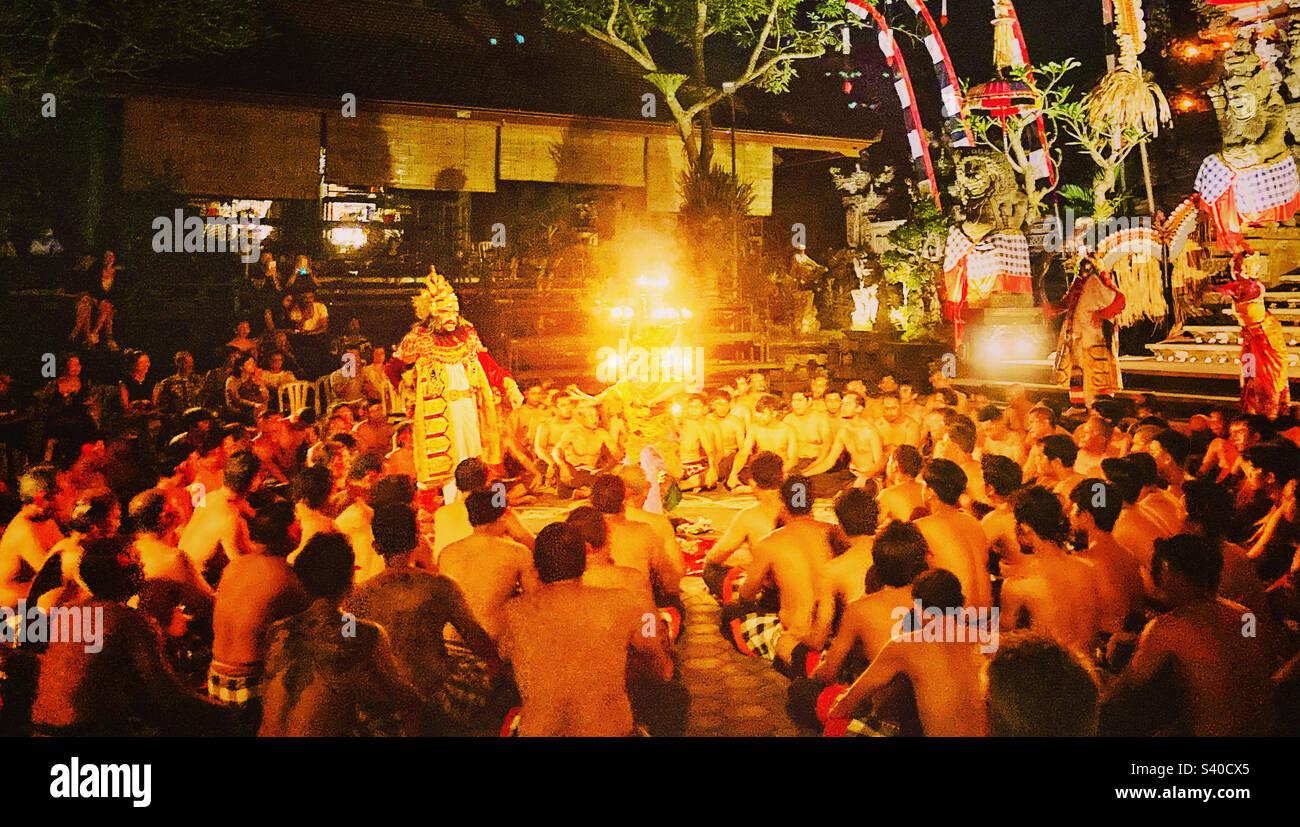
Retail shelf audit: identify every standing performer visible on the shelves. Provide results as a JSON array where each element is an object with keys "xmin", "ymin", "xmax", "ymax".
[
  {"xmin": 385, "ymin": 267, "xmax": 516, "ymax": 504},
  {"xmin": 1051, "ymin": 239, "xmax": 1126, "ymax": 408},
  {"xmin": 1219, "ymin": 253, "xmax": 1291, "ymax": 419}
]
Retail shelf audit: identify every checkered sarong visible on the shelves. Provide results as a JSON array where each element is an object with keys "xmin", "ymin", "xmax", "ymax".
[
  {"xmin": 1196, "ymin": 154, "xmax": 1300, "ymax": 216},
  {"xmin": 437, "ymin": 642, "xmax": 493, "ymax": 723},
  {"xmin": 824, "ymin": 716, "xmax": 901, "ymax": 737},
  {"xmin": 206, "ymin": 667, "xmax": 262, "ymax": 708},
  {"xmin": 728, "ymin": 612, "xmax": 783, "ymax": 662},
  {"xmin": 942, "ymin": 228, "xmax": 1033, "ymax": 306}
]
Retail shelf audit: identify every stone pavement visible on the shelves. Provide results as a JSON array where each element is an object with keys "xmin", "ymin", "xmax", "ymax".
[{"xmin": 677, "ymin": 576, "xmax": 804, "ymax": 737}]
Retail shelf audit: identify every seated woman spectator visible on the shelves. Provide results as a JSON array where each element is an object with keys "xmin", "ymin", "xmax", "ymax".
[
  {"xmin": 119, "ymin": 350, "xmax": 156, "ymax": 419},
  {"xmin": 69, "ymin": 250, "xmax": 122, "ymax": 351},
  {"xmin": 224, "ymin": 354, "xmax": 269, "ymax": 424},
  {"xmin": 361, "ymin": 345, "xmax": 389, "ymax": 404},
  {"xmin": 40, "ymin": 353, "xmax": 97, "ymax": 465},
  {"xmin": 227, "ymin": 320, "xmax": 260, "ymax": 357},
  {"xmin": 260, "ymin": 350, "xmax": 298, "ymax": 396}
]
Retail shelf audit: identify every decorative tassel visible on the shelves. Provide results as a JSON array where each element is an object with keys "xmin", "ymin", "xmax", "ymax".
[
  {"xmin": 992, "ymin": 1, "xmax": 1021, "ymax": 70},
  {"xmin": 940, "ymin": 0, "xmax": 948, "ymax": 26}
]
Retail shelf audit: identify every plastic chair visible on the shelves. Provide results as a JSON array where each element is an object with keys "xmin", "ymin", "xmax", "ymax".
[
  {"xmin": 315, "ymin": 376, "xmax": 333, "ymax": 417},
  {"xmin": 278, "ymin": 381, "xmax": 313, "ymax": 417}
]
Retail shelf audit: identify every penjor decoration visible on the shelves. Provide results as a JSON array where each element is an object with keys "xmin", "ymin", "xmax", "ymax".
[{"xmin": 385, "ymin": 266, "xmax": 519, "ymax": 499}]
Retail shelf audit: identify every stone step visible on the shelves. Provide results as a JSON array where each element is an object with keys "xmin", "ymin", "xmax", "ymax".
[
  {"xmin": 1145, "ymin": 341, "xmax": 1300, "ymax": 368},
  {"xmin": 1180, "ymin": 324, "xmax": 1300, "ymax": 347}
]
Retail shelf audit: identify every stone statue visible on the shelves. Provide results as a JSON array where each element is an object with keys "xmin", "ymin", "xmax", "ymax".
[
  {"xmin": 941, "ymin": 148, "xmax": 1034, "ymax": 345},
  {"xmin": 1197, "ymin": 35, "xmax": 1300, "ymax": 250}
]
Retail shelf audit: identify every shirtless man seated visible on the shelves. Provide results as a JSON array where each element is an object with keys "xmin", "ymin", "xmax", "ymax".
[
  {"xmin": 0, "ymin": 466, "xmax": 64, "ymax": 608},
  {"xmin": 827, "ymin": 569, "xmax": 989, "ymax": 736},
  {"xmin": 618, "ymin": 465, "xmax": 686, "ymax": 605},
  {"xmin": 179, "ymin": 450, "xmax": 261, "ymax": 587},
  {"xmin": 721, "ymin": 474, "xmax": 835, "ymax": 678},
  {"xmin": 350, "ymin": 503, "xmax": 504, "ymax": 734},
  {"xmin": 434, "ymin": 458, "xmax": 535, "ymax": 555},
  {"xmin": 287, "ymin": 464, "xmax": 339, "ymax": 564},
  {"xmin": 728, "ymin": 395, "xmax": 799, "ymax": 489},
  {"xmin": 915, "ymin": 459, "xmax": 992, "ymax": 611},
  {"xmin": 1103, "ymin": 534, "xmax": 1275, "ymax": 736},
  {"xmin": 533, "ymin": 394, "xmax": 576, "ymax": 490},
  {"xmin": 499, "ymin": 523, "xmax": 673, "ymax": 736},
  {"xmin": 129, "ymin": 489, "xmax": 214, "ymax": 635},
  {"xmin": 801, "ymin": 392, "xmax": 884, "ymax": 493},
  {"xmin": 260, "ymin": 534, "xmax": 424, "ymax": 736},
  {"xmin": 877, "ymin": 445, "xmax": 925, "ymax": 524},
  {"xmin": 566, "ymin": 506, "xmax": 689, "ymax": 736},
  {"xmin": 803, "ymin": 521, "xmax": 930, "ymax": 711},
  {"xmin": 31, "ymin": 537, "xmax": 234, "ymax": 736},
  {"xmin": 438, "ymin": 490, "xmax": 539, "ymax": 641},
  {"xmin": 678, "ymin": 393, "xmax": 718, "ymax": 491},
  {"xmin": 209, "ymin": 495, "xmax": 310, "ymax": 731},
  {"xmin": 703, "ymin": 451, "xmax": 784, "ymax": 600},
  {"xmin": 34, "ymin": 490, "xmax": 120, "ymax": 610},
  {"xmin": 985, "ymin": 631, "xmax": 1101, "ymax": 736},
  {"xmin": 552, "ymin": 401, "xmax": 621, "ymax": 499},
  {"xmin": 1000, "ymin": 485, "xmax": 1104, "ymax": 655},
  {"xmin": 976, "ymin": 405, "xmax": 1025, "ymax": 464},
  {"xmin": 1034, "ymin": 434, "xmax": 1085, "ymax": 503},
  {"xmin": 783, "ymin": 391, "xmax": 831, "ymax": 472},
  {"xmin": 591, "ymin": 475, "xmax": 683, "ymax": 619},
  {"xmin": 826, "ymin": 487, "xmax": 878, "ymax": 606},
  {"xmin": 703, "ymin": 390, "xmax": 746, "ymax": 484},
  {"xmin": 1067, "ymin": 479, "xmax": 1145, "ymax": 636},
  {"xmin": 874, "ymin": 393, "xmax": 921, "ymax": 451}
]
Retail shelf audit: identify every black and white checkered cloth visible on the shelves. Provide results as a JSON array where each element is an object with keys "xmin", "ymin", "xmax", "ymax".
[
  {"xmin": 1196, "ymin": 154, "xmax": 1300, "ymax": 216},
  {"xmin": 729, "ymin": 612, "xmax": 783, "ymax": 662}
]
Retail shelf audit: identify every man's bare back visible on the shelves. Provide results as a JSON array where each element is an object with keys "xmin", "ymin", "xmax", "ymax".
[
  {"xmin": 500, "ymin": 581, "xmax": 668, "ymax": 736},
  {"xmin": 917, "ymin": 511, "xmax": 991, "ymax": 609},
  {"xmin": 212, "ymin": 554, "xmax": 309, "ymax": 669},
  {"xmin": 439, "ymin": 533, "xmax": 538, "ymax": 640}
]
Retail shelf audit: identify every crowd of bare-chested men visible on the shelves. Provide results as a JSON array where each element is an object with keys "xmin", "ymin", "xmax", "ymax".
[{"xmin": 2, "ymin": 360, "xmax": 1300, "ymax": 737}]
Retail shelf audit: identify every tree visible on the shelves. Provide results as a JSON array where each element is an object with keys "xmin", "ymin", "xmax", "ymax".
[
  {"xmin": 964, "ymin": 62, "xmax": 1074, "ymax": 220},
  {"xmin": 0, "ymin": 0, "xmax": 264, "ymax": 243},
  {"xmin": 511, "ymin": 0, "xmax": 849, "ymax": 174}
]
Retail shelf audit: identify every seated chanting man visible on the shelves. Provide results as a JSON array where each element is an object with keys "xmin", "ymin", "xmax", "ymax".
[
  {"xmin": 498, "ymin": 523, "xmax": 673, "ymax": 737},
  {"xmin": 721, "ymin": 475, "xmax": 835, "ymax": 679}
]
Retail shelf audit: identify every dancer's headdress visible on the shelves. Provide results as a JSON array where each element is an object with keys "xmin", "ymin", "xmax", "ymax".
[{"xmin": 414, "ymin": 265, "xmax": 459, "ymax": 317}]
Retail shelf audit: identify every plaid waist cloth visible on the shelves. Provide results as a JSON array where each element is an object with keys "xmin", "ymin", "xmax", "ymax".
[
  {"xmin": 727, "ymin": 612, "xmax": 784, "ymax": 662},
  {"xmin": 207, "ymin": 666, "xmax": 263, "ymax": 707},
  {"xmin": 943, "ymin": 228, "xmax": 1033, "ymax": 306},
  {"xmin": 1196, "ymin": 154, "xmax": 1300, "ymax": 215},
  {"xmin": 499, "ymin": 707, "xmax": 650, "ymax": 737}
]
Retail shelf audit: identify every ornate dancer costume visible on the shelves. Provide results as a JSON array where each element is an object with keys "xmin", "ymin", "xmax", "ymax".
[
  {"xmin": 1052, "ymin": 255, "xmax": 1126, "ymax": 406},
  {"xmin": 1219, "ymin": 254, "xmax": 1291, "ymax": 419},
  {"xmin": 384, "ymin": 268, "xmax": 516, "ymax": 495}
]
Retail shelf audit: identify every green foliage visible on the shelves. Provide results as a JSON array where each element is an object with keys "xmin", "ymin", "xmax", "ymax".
[
  {"xmin": 678, "ymin": 163, "xmax": 755, "ymax": 224},
  {"xmin": 877, "ymin": 193, "xmax": 945, "ymax": 342},
  {"xmin": 0, "ymin": 0, "xmax": 264, "ymax": 244},
  {"xmin": 511, "ymin": 0, "xmax": 849, "ymax": 170}
]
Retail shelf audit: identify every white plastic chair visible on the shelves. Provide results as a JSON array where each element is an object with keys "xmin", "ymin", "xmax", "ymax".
[
  {"xmin": 278, "ymin": 381, "xmax": 313, "ymax": 416},
  {"xmin": 315, "ymin": 376, "xmax": 333, "ymax": 417}
]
